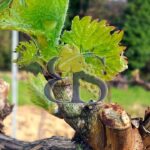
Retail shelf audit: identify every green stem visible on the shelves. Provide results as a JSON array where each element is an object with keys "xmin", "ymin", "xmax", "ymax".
[{"xmin": 37, "ymin": 58, "xmax": 47, "ymax": 72}]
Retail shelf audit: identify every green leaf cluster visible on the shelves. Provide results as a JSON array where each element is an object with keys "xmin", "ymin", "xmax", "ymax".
[
  {"xmin": 0, "ymin": 0, "xmax": 127, "ymax": 81},
  {"xmin": 60, "ymin": 16, "xmax": 127, "ymax": 80},
  {"xmin": 0, "ymin": 1, "xmax": 128, "ymax": 108},
  {"xmin": 0, "ymin": 0, "xmax": 69, "ymax": 63}
]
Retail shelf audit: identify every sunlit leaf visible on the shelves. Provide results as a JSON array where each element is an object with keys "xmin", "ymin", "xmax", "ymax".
[
  {"xmin": 62, "ymin": 16, "xmax": 128, "ymax": 80},
  {"xmin": 0, "ymin": 0, "xmax": 69, "ymax": 61},
  {"xmin": 16, "ymin": 41, "xmax": 37, "ymax": 66},
  {"xmin": 57, "ymin": 44, "xmax": 85, "ymax": 73}
]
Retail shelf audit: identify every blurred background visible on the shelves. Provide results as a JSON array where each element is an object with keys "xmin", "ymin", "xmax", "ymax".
[{"xmin": 0, "ymin": 0, "xmax": 150, "ymax": 142}]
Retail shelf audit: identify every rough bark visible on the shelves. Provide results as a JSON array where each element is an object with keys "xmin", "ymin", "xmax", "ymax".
[
  {"xmin": 58, "ymin": 102, "xmax": 149, "ymax": 150},
  {"xmin": 0, "ymin": 104, "xmax": 149, "ymax": 150},
  {"xmin": 0, "ymin": 79, "xmax": 149, "ymax": 150},
  {"xmin": 0, "ymin": 134, "xmax": 78, "ymax": 150}
]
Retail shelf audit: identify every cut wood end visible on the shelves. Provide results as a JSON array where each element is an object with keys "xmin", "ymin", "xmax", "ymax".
[{"xmin": 99, "ymin": 103, "xmax": 131, "ymax": 130}]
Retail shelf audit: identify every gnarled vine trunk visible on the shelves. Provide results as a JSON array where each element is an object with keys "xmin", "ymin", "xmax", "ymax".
[{"xmin": 0, "ymin": 79, "xmax": 149, "ymax": 150}]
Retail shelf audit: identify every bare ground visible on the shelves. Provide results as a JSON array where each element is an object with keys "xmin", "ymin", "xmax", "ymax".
[{"xmin": 3, "ymin": 106, "xmax": 74, "ymax": 142}]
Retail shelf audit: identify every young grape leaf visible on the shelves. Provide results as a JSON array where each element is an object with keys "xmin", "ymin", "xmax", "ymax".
[
  {"xmin": 57, "ymin": 44, "xmax": 85, "ymax": 73},
  {"xmin": 0, "ymin": 0, "xmax": 69, "ymax": 61},
  {"xmin": 62, "ymin": 16, "xmax": 128, "ymax": 80},
  {"xmin": 16, "ymin": 41, "xmax": 38, "ymax": 66},
  {"xmin": 28, "ymin": 73, "xmax": 56, "ymax": 112}
]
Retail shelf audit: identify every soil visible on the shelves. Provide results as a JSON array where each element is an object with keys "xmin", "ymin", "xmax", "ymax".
[{"xmin": 3, "ymin": 106, "xmax": 75, "ymax": 142}]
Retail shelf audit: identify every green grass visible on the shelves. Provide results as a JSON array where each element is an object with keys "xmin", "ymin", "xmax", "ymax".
[
  {"xmin": 110, "ymin": 86, "xmax": 150, "ymax": 116},
  {"xmin": 111, "ymin": 86, "xmax": 150, "ymax": 110}
]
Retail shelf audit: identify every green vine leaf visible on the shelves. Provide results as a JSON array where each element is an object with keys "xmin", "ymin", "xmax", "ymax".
[
  {"xmin": 28, "ymin": 73, "xmax": 55, "ymax": 112},
  {"xmin": 0, "ymin": 0, "xmax": 69, "ymax": 61},
  {"xmin": 62, "ymin": 16, "xmax": 128, "ymax": 80},
  {"xmin": 16, "ymin": 41, "xmax": 38, "ymax": 66},
  {"xmin": 57, "ymin": 44, "xmax": 85, "ymax": 73}
]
